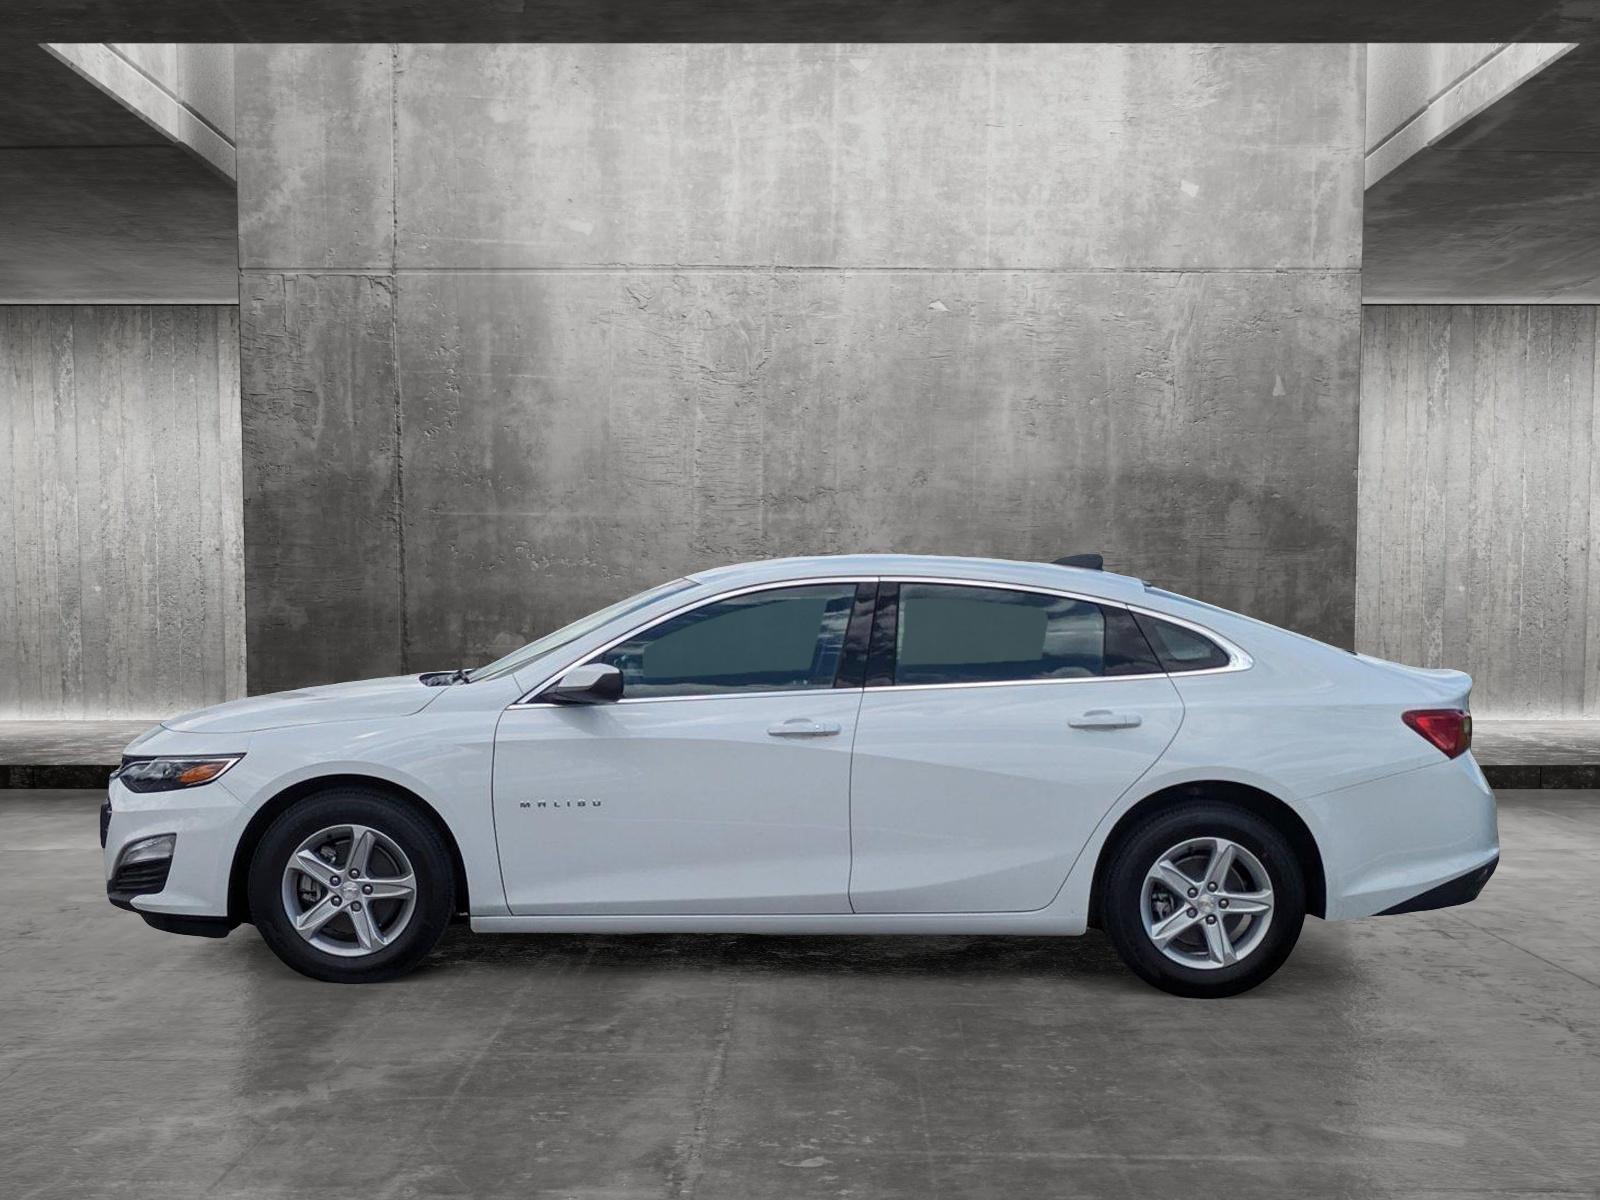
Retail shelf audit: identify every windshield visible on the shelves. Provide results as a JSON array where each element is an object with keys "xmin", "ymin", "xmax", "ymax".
[{"xmin": 466, "ymin": 578, "xmax": 698, "ymax": 682}]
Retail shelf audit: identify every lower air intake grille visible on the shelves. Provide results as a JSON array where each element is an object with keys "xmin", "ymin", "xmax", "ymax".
[{"xmin": 109, "ymin": 856, "xmax": 171, "ymax": 898}]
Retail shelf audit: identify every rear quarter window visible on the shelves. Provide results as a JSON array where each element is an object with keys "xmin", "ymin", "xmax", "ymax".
[{"xmin": 1134, "ymin": 613, "xmax": 1232, "ymax": 673}]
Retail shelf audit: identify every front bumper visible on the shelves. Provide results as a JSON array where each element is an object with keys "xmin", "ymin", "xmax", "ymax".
[
  {"xmin": 134, "ymin": 910, "xmax": 236, "ymax": 937},
  {"xmin": 106, "ymin": 841, "xmax": 174, "ymax": 909},
  {"xmin": 102, "ymin": 772, "xmax": 246, "ymax": 923}
]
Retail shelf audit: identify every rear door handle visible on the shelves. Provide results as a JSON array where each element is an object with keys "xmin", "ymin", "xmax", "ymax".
[
  {"xmin": 767, "ymin": 718, "xmax": 842, "ymax": 738},
  {"xmin": 1068, "ymin": 709, "xmax": 1143, "ymax": 730}
]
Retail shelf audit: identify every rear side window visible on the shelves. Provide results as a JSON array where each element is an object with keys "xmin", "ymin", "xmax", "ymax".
[
  {"xmin": 597, "ymin": 584, "xmax": 857, "ymax": 698},
  {"xmin": 891, "ymin": 585, "xmax": 1159, "ymax": 685},
  {"xmin": 1134, "ymin": 613, "xmax": 1232, "ymax": 673}
]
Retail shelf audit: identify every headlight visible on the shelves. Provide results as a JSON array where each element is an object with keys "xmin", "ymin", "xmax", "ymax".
[{"xmin": 116, "ymin": 756, "xmax": 243, "ymax": 793}]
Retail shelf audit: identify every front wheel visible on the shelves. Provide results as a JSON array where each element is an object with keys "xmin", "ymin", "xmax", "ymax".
[
  {"xmin": 248, "ymin": 787, "xmax": 455, "ymax": 983},
  {"xmin": 1101, "ymin": 802, "xmax": 1306, "ymax": 998}
]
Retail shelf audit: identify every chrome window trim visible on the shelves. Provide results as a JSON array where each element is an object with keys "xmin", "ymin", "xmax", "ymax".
[
  {"xmin": 866, "ymin": 578, "xmax": 1251, "ymax": 692},
  {"xmin": 507, "ymin": 574, "xmax": 1251, "ymax": 709},
  {"xmin": 860, "ymin": 673, "xmax": 1169, "ymax": 694},
  {"xmin": 509, "ymin": 577, "xmax": 873, "ymax": 708},
  {"xmin": 878, "ymin": 575, "xmax": 1114, "ymax": 607},
  {"xmin": 1121, "ymin": 601, "xmax": 1254, "ymax": 676},
  {"xmin": 518, "ymin": 685, "xmax": 860, "ymax": 709}
]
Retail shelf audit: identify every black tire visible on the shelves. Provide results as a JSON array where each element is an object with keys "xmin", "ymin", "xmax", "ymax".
[
  {"xmin": 1101, "ymin": 802, "xmax": 1306, "ymax": 998},
  {"xmin": 248, "ymin": 787, "xmax": 455, "ymax": 984}
]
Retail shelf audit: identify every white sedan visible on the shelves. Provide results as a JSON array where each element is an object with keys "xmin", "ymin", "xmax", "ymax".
[{"xmin": 103, "ymin": 554, "xmax": 1498, "ymax": 997}]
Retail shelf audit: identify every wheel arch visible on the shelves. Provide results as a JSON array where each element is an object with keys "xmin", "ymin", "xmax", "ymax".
[
  {"xmin": 1088, "ymin": 780, "xmax": 1327, "ymax": 924},
  {"xmin": 227, "ymin": 773, "xmax": 471, "ymax": 924}
]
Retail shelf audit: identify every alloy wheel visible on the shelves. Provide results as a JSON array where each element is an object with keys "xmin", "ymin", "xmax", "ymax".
[
  {"xmin": 280, "ymin": 823, "xmax": 418, "ymax": 957},
  {"xmin": 1140, "ymin": 836, "xmax": 1274, "ymax": 970}
]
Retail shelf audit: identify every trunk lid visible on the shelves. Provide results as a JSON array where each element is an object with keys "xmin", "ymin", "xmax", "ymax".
[{"xmin": 1354, "ymin": 654, "xmax": 1473, "ymax": 708}]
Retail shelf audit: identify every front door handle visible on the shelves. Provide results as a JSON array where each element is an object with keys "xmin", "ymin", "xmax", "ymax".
[
  {"xmin": 767, "ymin": 718, "xmax": 842, "ymax": 738},
  {"xmin": 1068, "ymin": 709, "xmax": 1143, "ymax": 730}
]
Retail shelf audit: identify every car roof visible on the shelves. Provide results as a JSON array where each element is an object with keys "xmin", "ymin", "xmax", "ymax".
[{"xmin": 685, "ymin": 554, "xmax": 1151, "ymax": 604}]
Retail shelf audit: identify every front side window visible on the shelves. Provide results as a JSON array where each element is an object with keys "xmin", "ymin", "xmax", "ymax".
[
  {"xmin": 597, "ymin": 584, "xmax": 858, "ymax": 698},
  {"xmin": 893, "ymin": 584, "xmax": 1157, "ymax": 685}
]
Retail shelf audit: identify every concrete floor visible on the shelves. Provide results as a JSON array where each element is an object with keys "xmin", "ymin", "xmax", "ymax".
[
  {"xmin": 1472, "ymin": 719, "xmax": 1600, "ymax": 765},
  {"xmin": 2, "ymin": 791, "xmax": 1597, "ymax": 1200},
  {"xmin": 0, "ymin": 719, "xmax": 157, "ymax": 764}
]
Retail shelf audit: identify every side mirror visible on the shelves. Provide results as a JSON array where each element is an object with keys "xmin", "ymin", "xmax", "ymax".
[{"xmin": 541, "ymin": 662, "xmax": 624, "ymax": 705}]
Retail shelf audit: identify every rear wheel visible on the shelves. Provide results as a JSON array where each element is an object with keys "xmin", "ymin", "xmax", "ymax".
[
  {"xmin": 248, "ymin": 788, "xmax": 455, "ymax": 983},
  {"xmin": 1102, "ymin": 802, "xmax": 1306, "ymax": 998}
]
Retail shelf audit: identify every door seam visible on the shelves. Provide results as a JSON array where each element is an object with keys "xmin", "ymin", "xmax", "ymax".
[{"xmin": 843, "ymin": 685, "xmax": 868, "ymax": 914}]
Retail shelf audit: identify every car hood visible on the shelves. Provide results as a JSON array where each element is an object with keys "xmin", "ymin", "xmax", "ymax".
[{"xmin": 162, "ymin": 675, "xmax": 443, "ymax": 734}]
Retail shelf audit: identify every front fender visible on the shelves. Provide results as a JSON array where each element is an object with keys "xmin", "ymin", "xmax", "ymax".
[{"xmin": 219, "ymin": 710, "xmax": 510, "ymax": 918}]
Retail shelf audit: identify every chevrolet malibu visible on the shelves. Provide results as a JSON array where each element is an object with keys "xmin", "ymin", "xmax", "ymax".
[{"xmin": 103, "ymin": 554, "xmax": 1499, "ymax": 997}]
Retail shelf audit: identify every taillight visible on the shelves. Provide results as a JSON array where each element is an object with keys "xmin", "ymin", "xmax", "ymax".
[{"xmin": 1402, "ymin": 709, "xmax": 1472, "ymax": 758}]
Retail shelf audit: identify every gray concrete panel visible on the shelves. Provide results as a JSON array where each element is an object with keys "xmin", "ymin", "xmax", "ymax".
[
  {"xmin": 394, "ymin": 45, "xmax": 1361, "ymax": 272},
  {"xmin": 0, "ymin": 306, "xmax": 244, "ymax": 718},
  {"xmin": 239, "ymin": 45, "xmax": 1363, "ymax": 688},
  {"xmin": 397, "ymin": 268, "xmax": 1360, "ymax": 669},
  {"xmin": 239, "ymin": 272, "xmax": 402, "ymax": 694},
  {"xmin": 236, "ymin": 43, "xmax": 395, "ymax": 271},
  {"xmin": 1357, "ymin": 305, "xmax": 1600, "ymax": 716},
  {"xmin": 106, "ymin": 42, "xmax": 237, "ymax": 142}
]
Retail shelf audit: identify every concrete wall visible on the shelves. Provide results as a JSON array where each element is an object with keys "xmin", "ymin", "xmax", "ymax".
[
  {"xmin": 0, "ymin": 305, "xmax": 244, "ymax": 718},
  {"xmin": 0, "ymin": 150, "xmax": 239, "ymax": 303},
  {"xmin": 1358, "ymin": 305, "xmax": 1600, "ymax": 716},
  {"xmin": 1364, "ymin": 42, "xmax": 1600, "ymax": 305},
  {"xmin": 237, "ymin": 44, "xmax": 1364, "ymax": 692},
  {"xmin": 1364, "ymin": 43, "xmax": 1572, "ymax": 187},
  {"xmin": 0, "ymin": 44, "xmax": 237, "ymax": 304},
  {"xmin": 45, "ymin": 43, "xmax": 237, "ymax": 178}
]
